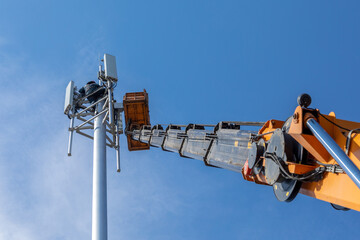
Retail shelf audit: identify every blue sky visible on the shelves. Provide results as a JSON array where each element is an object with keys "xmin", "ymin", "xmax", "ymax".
[{"xmin": 1, "ymin": 0, "xmax": 360, "ymax": 239}]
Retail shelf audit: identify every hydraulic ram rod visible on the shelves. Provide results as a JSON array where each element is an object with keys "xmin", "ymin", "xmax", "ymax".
[{"xmin": 306, "ymin": 118, "xmax": 360, "ymax": 189}]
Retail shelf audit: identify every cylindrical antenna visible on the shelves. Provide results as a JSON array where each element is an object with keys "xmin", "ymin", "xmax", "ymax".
[
  {"xmin": 107, "ymin": 81, "xmax": 114, "ymax": 126},
  {"xmin": 67, "ymin": 108, "xmax": 75, "ymax": 156},
  {"xmin": 115, "ymin": 125, "xmax": 121, "ymax": 172}
]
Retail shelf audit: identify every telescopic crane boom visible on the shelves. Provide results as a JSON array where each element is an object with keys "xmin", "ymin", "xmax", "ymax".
[{"xmin": 123, "ymin": 91, "xmax": 360, "ymax": 212}]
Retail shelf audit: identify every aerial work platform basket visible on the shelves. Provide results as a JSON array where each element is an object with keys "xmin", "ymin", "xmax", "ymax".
[{"xmin": 123, "ymin": 90, "xmax": 150, "ymax": 151}]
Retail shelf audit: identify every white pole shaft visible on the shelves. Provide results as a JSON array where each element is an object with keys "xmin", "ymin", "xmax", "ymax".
[
  {"xmin": 92, "ymin": 99, "xmax": 108, "ymax": 240},
  {"xmin": 115, "ymin": 125, "xmax": 121, "ymax": 172},
  {"xmin": 108, "ymin": 82, "xmax": 114, "ymax": 126}
]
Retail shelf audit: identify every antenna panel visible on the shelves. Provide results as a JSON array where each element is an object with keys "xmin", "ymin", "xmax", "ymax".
[
  {"xmin": 104, "ymin": 54, "xmax": 118, "ymax": 81},
  {"xmin": 64, "ymin": 80, "xmax": 74, "ymax": 115}
]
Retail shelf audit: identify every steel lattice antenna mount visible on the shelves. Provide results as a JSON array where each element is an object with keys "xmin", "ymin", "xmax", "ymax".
[{"xmin": 63, "ymin": 54, "xmax": 123, "ymax": 240}]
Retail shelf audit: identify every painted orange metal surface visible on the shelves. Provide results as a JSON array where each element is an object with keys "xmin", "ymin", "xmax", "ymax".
[
  {"xmin": 288, "ymin": 107, "xmax": 360, "ymax": 211},
  {"xmin": 288, "ymin": 107, "xmax": 330, "ymax": 163},
  {"xmin": 287, "ymin": 162, "xmax": 317, "ymax": 174},
  {"xmin": 123, "ymin": 90, "xmax": 150, "ymax": 151},
  {"xmin": 289, "ymin": 107, "xmax": 360, "ymax": 211},
  {"xmin": 258, "ymin": 119, "xmax": 284, "ymax": 141},
  {"xmin": 241, "ymin": 162, "xmax": 269, "ymax": 186},
  {"xmin": 243, "ymin": 108, "xmax": 360, "ymax": 211}
]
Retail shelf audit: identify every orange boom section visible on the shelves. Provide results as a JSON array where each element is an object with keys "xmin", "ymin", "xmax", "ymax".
[{"xmin": 123, "ymin": 90, "xmax": 150, "ymax": 151}]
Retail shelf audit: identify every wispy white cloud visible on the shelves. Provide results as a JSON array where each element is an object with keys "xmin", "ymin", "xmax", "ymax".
[
  {"xmin": 0, "ymin": 51, "xmax": 94, "ymax": 239},
  {"xmin": 0, "ymin": 40, "xmax": 185, "ymax": 240}
]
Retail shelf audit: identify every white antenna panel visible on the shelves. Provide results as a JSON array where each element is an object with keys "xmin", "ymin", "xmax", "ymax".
[
  {"xmin": 64, "ymin": 80, "xmax": 74, "ymax": 114},
  {"xmin": 104, "ymin": 54, "xmax": 118, "ymax": 81}
]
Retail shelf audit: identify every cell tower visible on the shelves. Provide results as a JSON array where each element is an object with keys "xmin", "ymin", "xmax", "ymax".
[{"xmin": 64, "ymin": 54, "xmax": 123, "ymax": 240}]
